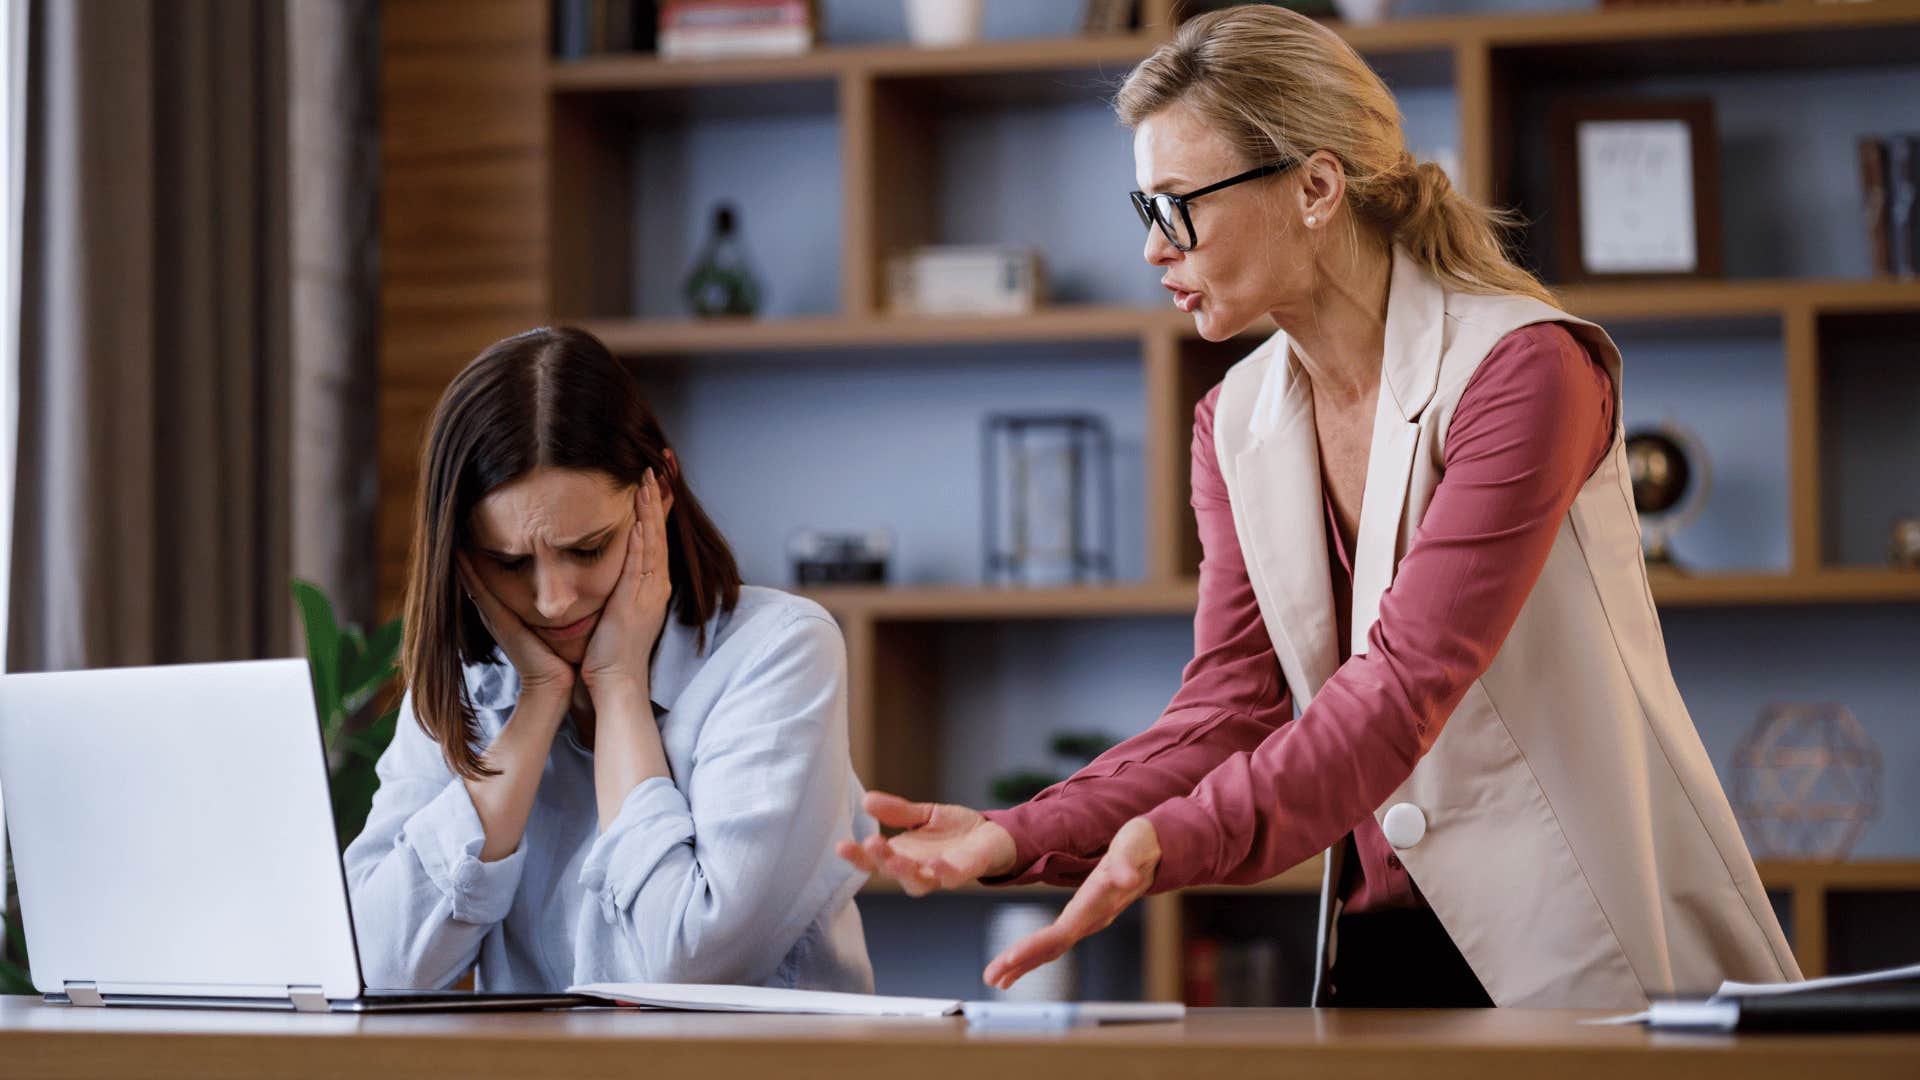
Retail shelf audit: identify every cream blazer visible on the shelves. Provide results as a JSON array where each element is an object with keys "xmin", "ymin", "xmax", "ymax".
[{"xmin": 1211, "ymin": 247, "xmax": 1800, "ymax": 1008}]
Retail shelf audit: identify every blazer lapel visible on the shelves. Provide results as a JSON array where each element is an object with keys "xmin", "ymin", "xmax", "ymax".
[
  {"xmin": 1349, "ymin": 247, "xmax": 1446, "ymax": 655},
  {"xmin": 1231, "ymin": 336, "xmax": 1340, "ymax": 700}
]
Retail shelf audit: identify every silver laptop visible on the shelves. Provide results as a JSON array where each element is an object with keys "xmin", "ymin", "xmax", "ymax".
[{"xmin": 0, "ymin": 658, "xmax": 589, "ymax": 1012}]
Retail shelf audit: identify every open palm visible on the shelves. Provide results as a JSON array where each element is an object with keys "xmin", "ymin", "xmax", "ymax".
[{"xmin": 836, "ymin": 791, "xmax": 1016, "ymax": 897}]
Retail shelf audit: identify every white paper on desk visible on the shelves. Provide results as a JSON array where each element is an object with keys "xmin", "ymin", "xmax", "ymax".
[
  {"xmin": 1714, "ymin": 960, "xmax": 1920, "ymax": 1000},
  {"xmin": 1584, "ymin": 959, "xmax": 1920, "ymax": 1026},
  {"xmin": 569, "ymin": 982, "xmax": 963, "ymax": 1017}
]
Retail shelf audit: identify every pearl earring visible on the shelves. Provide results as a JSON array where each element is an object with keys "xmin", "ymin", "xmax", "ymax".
[{"xmin": 1305, "ymin": 215, "xmax": 1317, "ymax": 227}]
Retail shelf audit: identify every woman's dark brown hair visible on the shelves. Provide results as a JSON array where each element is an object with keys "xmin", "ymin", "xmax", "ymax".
[{"xmin": 402, "ymin": 326, "xmax": 741, "ymax": 779}]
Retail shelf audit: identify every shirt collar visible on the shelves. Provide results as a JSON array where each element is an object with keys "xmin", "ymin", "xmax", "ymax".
[{"xmin": 646, "ymin": 599, "xmax": 714, "ymax": 715}]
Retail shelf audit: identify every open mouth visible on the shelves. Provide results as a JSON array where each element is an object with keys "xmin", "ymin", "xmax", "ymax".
[{"xmin": 1173, "ymin": 289, "xmax": 1202, "ymax": 314}]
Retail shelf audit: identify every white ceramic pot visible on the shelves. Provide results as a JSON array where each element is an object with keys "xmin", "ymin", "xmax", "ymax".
[
  {"xmin": 984, "ymin": 902, "xmax": 1076, "ymax": 1002},
  {"xmin": 1333, "ymin": 0, "xmax": 1394, "ymax": 26},
  {"xmin": 905, "ymin": 0, "xmax": 985, "ymax": 48}
]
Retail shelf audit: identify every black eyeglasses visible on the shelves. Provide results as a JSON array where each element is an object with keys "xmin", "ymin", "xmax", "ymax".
[{"xmin": 1131, "ymin": 159, "xmax": 1300, "ymax": 252}]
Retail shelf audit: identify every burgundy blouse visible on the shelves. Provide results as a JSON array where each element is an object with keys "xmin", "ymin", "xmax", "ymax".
[{"xmin": 981, "ymin": 322, "xmax": 1616, "ymax": 910}]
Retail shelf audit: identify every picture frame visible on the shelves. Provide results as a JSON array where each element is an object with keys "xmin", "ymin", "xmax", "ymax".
[{"xmin": 1550, "ymin": 97, "xmax": 1722, "ymax": 283}]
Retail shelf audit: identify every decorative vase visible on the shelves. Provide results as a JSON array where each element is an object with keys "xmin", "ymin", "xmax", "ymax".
[
  {"xmin": 1332, "ymin": 0, "xmax": 1394, "ymax": 26},
  {"xmin": 905, "ymin": 0, "xmax": 984, "ymax": 48},
  {"xmin": 984, "ymin": 902, "xmax": 1076, "ymax": 1002},
  {"xmin": 683, "ymin": 203, "xmax": 762, "ymax": 318}
]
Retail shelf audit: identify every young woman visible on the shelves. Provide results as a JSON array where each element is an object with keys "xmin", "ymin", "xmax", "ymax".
[
  {"xmin": 843, "ymin": 6, "xmax": 1799, "ymax": 1008},
  {"xmin": 346, "ymin": 327, "xmax": 875, "ymax": 993}
]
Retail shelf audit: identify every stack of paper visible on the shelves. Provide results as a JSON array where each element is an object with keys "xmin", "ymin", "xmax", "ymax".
[{"xmin": 1591, "ymin": 960, "xmax": 1920, "ymax": 1032}]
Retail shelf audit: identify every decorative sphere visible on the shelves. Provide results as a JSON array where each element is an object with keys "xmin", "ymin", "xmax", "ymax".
[
  {"xmin": 1626, "ymin": 431, "xmax": 1691, "ymax": 516},
  {"xmin": 1731, "ymin": 703, "xmax": 1881, "ymax": 860}
]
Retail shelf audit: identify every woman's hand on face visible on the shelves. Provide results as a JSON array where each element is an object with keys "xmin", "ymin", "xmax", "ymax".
[
  {"xmin": 580, "ymin": 469, "xmax": 673, "ymax": 698},
  {"xmin": 981, "ymin": 816, "xmax": 1160, "ymax": 991},
  {"xmin": 457, "ymin": 552, "xmax": 575, "ymax": 699},
  {"xmin": 835, "ymin": 791, "xmax": 1018, "ymax": 898}
]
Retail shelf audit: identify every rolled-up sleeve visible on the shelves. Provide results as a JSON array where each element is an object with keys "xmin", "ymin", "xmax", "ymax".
[
  {"xmin": 342, "ymin": 689, "xmax": 525, "ymax": 989},
  {"xmin": 570, "ymin": 610, "xmax": 867, "ymax": 989},
  {"xmin": 1144, "ymin": 323, "xmax": 1616, "ymax": 891}
]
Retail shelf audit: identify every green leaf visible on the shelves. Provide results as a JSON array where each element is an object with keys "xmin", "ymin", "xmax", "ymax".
[
  {"xmin": 0, "ymin": 959, "xmax": 31, "ymax": 995},
  {"xmin": 340, "ymin": 671, "xmax": 392, "ymax": 720},
  {"xmin": 1050, "ymin": 731, "xmax": 1117, "ymax": 762},
  {"xmin": 330, "ymin": 763, "xmax": 384, "ymax": 851},
  {"xmin": 0, "ymin": 908, "xmax": 30, "ymax": 995},
  {"xmin": 341, "ymin": 719, "xmax": 398, "ymax": 764},
  {"xmin": 291, "ymin": 579, "xmax": 343, "ymax": 725},
  {"xmin": 347, "ymin": 618, "xmax": 402, "ymax": 688},
  {"xmin": 340, "ymin": 618, "xmax": 404, "ymax": 718},
  {"xmin": 336, "ymin": 625, "xmax": 367, "ymax": 707}
]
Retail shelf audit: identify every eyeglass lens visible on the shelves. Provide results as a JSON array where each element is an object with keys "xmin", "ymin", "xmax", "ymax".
[{"xmin": 1136, "ymin": 193, "xmax": 1194, "ymax": 250}]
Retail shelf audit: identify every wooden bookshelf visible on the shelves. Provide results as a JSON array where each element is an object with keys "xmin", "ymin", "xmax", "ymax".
[
  {"xmin": 382, "ymin": 0, "xmax": 1920, "ymax": 1004},
  {"xmin": 545, "ymin": 3, "xmax": 1920, "ymax": 95},
  {"xmin": 572, "ymin": 278, "xmax": 1920, "ymax": 359},
  {"xmin": 796, "ymin": 569, "xmax": 1920, "ymax": 627}
]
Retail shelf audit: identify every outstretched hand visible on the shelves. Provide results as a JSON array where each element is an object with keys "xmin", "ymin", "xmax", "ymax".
[
  {"xmin": 981, "ymin": 816, "xmax": 1161, "ymax": 991},
  {"xmin": 836, "ymin": 791, "xmax": 1017, "ymax": 898}
]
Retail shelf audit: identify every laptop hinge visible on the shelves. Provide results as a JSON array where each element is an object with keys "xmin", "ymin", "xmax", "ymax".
[
  {"xmin": 63, "ymin": 981, "xmax": 105, "ymax": 1007},
  {"xmin": 287, "ymin": 985, "xmax": 329, "ymax": 1013}
]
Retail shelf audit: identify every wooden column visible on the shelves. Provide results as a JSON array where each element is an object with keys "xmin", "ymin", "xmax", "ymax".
[{"xmin": 378, "ymin": 0, "xmax": 551, "ymax": 613}]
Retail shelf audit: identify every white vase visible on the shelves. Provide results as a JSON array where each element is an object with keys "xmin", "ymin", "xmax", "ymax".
[
  {"xmin": 984, "ymin": 902, "xmax": 1076, "ymax": 1002},
  {"xmin": 1332, "ymin": 0, "xmax": 1394, "ymax": 26},
  {"xmin": 905, "ymin": 0, "xmax": 985, "ymax": 48}
]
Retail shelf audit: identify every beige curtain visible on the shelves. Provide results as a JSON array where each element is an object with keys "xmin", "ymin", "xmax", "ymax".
[
  {"xmin": 289, "ymin": 0, "xmax": 380, "ymax": 636},
  {"xmin": 8, "ymin": 0, "xmax": 379, "ymax": 672}
]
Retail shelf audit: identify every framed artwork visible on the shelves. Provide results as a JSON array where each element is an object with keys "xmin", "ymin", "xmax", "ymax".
[{"xmin": 1550, "ymin": 97, "xmax": 1722, "ymax": 283}]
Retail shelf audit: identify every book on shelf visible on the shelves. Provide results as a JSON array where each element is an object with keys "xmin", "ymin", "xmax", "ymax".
[
  {"xmin": 552, "ymin": 0, "xmax": 659, "ymax": 58},
  {"xmin": 658, "ymin": 0, "xmax": 816, "ymax": 59},
  {"xmin": 1182, "ymin": 935, "xmax": 1292, "ymax": 1007},
  {"xmin": 1861, "ymin": 137, "xmax": 1891, "ymax": 276},
  {"xmin": 1892, "ymin": 136, "xmax": 1919, "ymax": 278},
  {"xmin": 1855, "ymin": 134, "xmax": 1918, "ymax": 278},
  {"xmin": 1080, "ymin": 0, "xmax": 1137, "ymax": 35}
]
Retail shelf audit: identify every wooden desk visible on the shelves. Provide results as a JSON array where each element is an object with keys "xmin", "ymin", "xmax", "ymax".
[{"xmin": 3, "ymin": 997, "xmax": 1915, "ymax": 1079}]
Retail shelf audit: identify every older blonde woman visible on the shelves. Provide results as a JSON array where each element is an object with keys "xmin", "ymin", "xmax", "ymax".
[{"xmin": 843, "ymin": 6, "xmax": 1797, "ymax": 1009}]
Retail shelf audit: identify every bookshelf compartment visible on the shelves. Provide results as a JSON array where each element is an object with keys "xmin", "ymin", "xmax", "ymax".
[
  {"xmin": 1825, "ymin": 890, "xmax": 1920, "ymax": 978},
  {"xmin": 634, "ymin": 350, "xmax": 1150, "ymax": 590},
  {"xmin": 1497, "ymin": 60, "xmax": 1920, "ymax": 283},
  {"xmin": 1614, "ymin": 321, "xmax": 1793, "ymax": 575},
  {"xmin": 1178, "ymin": 892, "xmax": 1320, "ymax": 1007},
  {"xmin": 550, "ymin": 93, "xmax": 844, "ymax": 322},
  {"xmin": 1817, "ymin": 310, "xmax": 1920, "ymax": 573}
]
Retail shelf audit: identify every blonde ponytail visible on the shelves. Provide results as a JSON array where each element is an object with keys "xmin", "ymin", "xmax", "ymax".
[{"xmin": 1117, "ymin": 7, "xmax": 1556, "ymax": 308}]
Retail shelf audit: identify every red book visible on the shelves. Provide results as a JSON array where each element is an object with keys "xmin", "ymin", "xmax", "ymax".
[{"xmin": 1184, "ymin": 936, "xmax": 1220, "ymax": 1008}]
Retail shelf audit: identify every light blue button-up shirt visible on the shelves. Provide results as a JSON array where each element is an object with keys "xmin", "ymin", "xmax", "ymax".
[{"xmin": 343, "ymin": 586, "xmax": 877, "ymax": 993}]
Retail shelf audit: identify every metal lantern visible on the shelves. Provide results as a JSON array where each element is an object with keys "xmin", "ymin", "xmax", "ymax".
[
  {"xmin": 1731, "ymin": 703, "xmax": 1882, "ymax": 860},
  {"xmin": 982, "ymin": 413, "xmax": 1114, "ymax": 587}
]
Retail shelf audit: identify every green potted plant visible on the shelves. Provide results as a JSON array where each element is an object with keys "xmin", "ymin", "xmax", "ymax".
[
  {"xmin": 1, "ymin": 848, "xmax": 27, "ymax": 994},
  {"xmin": 292, "ymin": 578, "xmax": 404, "ymax": 851}
]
